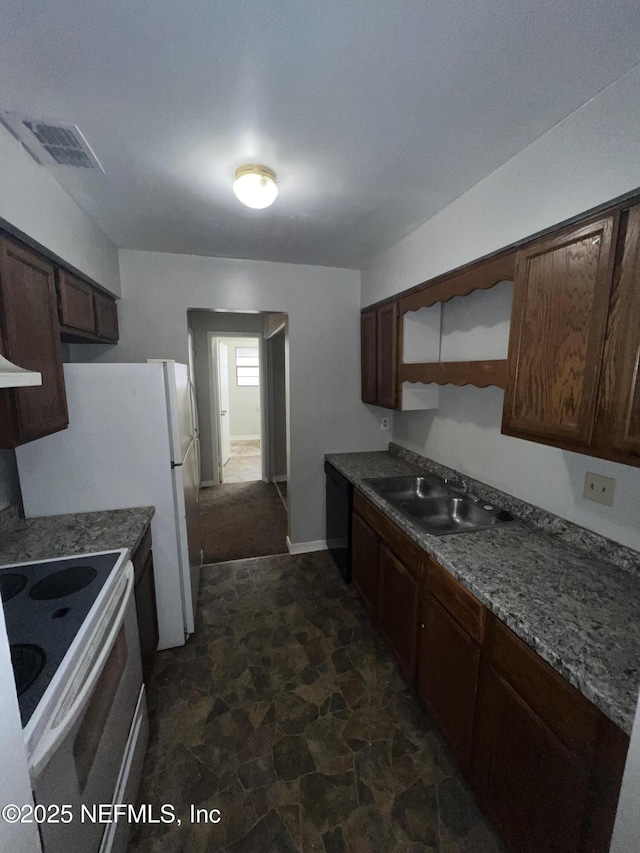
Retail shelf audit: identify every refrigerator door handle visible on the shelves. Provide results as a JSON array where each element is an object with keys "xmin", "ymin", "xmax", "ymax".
[{"xmin": 189, "ymin": 381, "xmax": 199, "ymax": 438}]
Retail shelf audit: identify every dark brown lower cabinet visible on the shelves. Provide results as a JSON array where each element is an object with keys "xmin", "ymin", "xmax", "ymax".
[
  {"xmin": 473, "ymin": 616, "xmax": 629, "ymax": 853},
  {"xmin": 349, "ymin": 492, "xmax": 629, "ymax": 853},
  {"xmin": 474, "ymin": 663, "xmax": 592, "ymax": 853},
  {"xmin": 418, "ymin": 595, "xmax": 481, "ymax": 771},
  {"xmin": 132, "ymin": 526, "xmax": 159, "ymax": 683},
  {"xmin": 377, "ymin": 543, "xmax": 419, "ymax": 680},
  {"xmin": 351, "ymin": 511, "xmax": 379, "ymax": 621}
]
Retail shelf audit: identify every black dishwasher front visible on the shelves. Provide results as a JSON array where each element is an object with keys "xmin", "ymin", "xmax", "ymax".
[{"xmin": 325, "ymin": 461, "xmax": 353, "ymax": 583}]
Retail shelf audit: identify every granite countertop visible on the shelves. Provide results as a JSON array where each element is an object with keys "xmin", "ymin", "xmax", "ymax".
[
  {"xmin": 326, "ymin": 448, "xmax": 640, "ymax": 735},
  {"xmin": 0, "ymin": 505, "xmax": 155, "ymax": 565}
]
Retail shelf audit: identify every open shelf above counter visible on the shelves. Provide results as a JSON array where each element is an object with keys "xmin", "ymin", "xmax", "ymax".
[
  {"xmin": 399, "ymin": 359, "xmax": 508, "ymax": 389},
  {"xmin": 398, "ymin": 250, "xmax": 516, "ymax": 314}
]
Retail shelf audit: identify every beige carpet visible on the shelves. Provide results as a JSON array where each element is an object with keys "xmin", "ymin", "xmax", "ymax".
[
  {"xmin": 199, "ymin": 481, "xmax": 288, "ymax": 562},
  {"xmin": 223, "ymin": 439, "xmax": 262, "ymax": 483}
]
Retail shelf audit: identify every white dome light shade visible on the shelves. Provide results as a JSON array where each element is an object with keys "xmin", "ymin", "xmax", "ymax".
[{"xmin": 233, "ymin": 165, "xmax": 278, "ymax": 209}]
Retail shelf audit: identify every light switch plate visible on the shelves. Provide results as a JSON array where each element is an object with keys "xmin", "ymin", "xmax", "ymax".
[{"xmin": 583, "ymin": 471, "xmax": 616, "ymax": 507}]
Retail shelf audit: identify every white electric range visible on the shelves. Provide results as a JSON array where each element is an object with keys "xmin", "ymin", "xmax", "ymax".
[{"xmin": 0, "ymin": 550, "xmax": 148, "ymax": 853}]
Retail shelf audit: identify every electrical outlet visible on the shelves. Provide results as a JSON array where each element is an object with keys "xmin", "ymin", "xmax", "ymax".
[
  {"xmin": 380, "ymin": 416, "xmax": 390, "ymax": 431},
  {"xmin": 583, "ymin": 471, "xmax": 616, "ymax": 507}
]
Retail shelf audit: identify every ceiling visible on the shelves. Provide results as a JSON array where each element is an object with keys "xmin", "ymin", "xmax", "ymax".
[{"xmin": 1, "ymin": 0, "xmax": 639, "ymax": 269}]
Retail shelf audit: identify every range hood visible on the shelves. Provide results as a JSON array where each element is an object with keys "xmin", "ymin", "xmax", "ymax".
[{"xmin": 0, "ymin": 354, "xmax": 42, "ymax": 388}]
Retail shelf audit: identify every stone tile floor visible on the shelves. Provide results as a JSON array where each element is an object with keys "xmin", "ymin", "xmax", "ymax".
[{"xmin": 128, "ymin": 552, "xmax": 506, "ymax": 852}]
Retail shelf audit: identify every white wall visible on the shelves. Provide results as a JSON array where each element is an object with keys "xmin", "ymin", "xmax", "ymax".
[
  {"xmin": 0, "ymin": 130, "xmax": 121, "ymax": 295},
  {"xmin": 223, "ymin": 337, "xmax": 261, "ymax": 439},
  {"xmin": 362, "ymin": 64, "xmax": 640, "ymax": 306},
  {"xmin": 362, "ymin": 64, "xmax": 640, "ymax": 552},
  {"xmin": 0, "ymin": 130, "xmax": 122, "ymax": 506},
  {"xmin": 395, "ymin": 387, "xmax": 640, "ymax": 551},
  {"xmin": 82, "ymin": 250, "xmax": 388, "ymax": 546}
]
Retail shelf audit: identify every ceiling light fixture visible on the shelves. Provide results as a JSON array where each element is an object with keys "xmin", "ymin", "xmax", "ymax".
[{"xmin": 233, "ymin": 164, "xmax": 278, "ymax": 209}]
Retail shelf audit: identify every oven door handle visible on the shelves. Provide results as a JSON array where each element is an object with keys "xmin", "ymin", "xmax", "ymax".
[{"xmin": 29, "ymin": 563, "xmax": 135, "ymax": 777}]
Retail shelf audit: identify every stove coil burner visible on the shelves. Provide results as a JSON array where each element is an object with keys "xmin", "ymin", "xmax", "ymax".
[
  {"xmin": 0, "ymin": 573, "xmax": 27, "ymax": 602},
  {"xmin": 10, "ymin": 644, "xmax": 46, "ymax": 696},
  {"xmin": 30, "ymin": 566, "xmax": 98, "ymax": 600}
]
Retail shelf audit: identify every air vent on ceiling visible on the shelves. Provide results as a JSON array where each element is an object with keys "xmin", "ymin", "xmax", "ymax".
[{"xmin": 0, "ymin": 111, "xmax": 104, "ymax": 172}]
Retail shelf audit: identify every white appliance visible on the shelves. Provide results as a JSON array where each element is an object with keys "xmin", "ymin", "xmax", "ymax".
[
  {"xmin": 15, "ymin": 362, "xmax": 203, "ymax": 649},
  {"xmin": 0, "ymin": 606, "xmax": 40, "ymax": 853},
  {"xmin": 1, "ymin": 550, "xmax": 147, "ymax": 853}
]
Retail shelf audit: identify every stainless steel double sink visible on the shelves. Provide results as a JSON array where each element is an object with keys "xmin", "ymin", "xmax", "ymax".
[{"xmin": 365, "ymin": 474, "xmax": 513, "ymax": 536}]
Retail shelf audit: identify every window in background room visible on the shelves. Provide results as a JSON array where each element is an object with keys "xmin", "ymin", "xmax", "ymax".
[{"xmin": 236, "ymin": 346, "xmax": 259, "ymax": 386}]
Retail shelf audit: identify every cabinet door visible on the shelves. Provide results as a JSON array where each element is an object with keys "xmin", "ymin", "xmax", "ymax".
[
  {"xmin": 418, "ymin": 596, "xmax": 481, "ymax": 770},
  {"xmin": 351, "ymin": 511, "xmax": 379, "ymax": 621},
  {"xmin": 377, "ymin": 543, "xmax": 419, "ymax": 680},
  {"xmin": 473, "ymin": 664, "xmax": 592, "ymax": 853},
  {"xmin": 361, "ymin": 310, "xmax": 377, "ymax": 404},
  {"xmin": 58, "ymin": 269, "xmax": 96, "ymax": 333},
  {"xmin": 502, "ymin": 215, "xmax": 618, "ymax": 449},
  {"xmin": 0, "ymin": 239, "xmax": 68, "ymax": 447},
  {"xmin": 604, "ymin": 205, "xmax": 640, "ymax": 458},
  {"xmin": 94, "ymin": 290, "xmax": 119, "ymax": 342},
  {"xmin": 377, "ymin": 302, "xmax": 398, "ymax": 409}
]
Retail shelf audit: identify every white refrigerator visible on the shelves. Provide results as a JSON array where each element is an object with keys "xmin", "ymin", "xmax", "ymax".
[{"xmin": 15, "ymin": 362, "xmax": 202, "ymax": 650}]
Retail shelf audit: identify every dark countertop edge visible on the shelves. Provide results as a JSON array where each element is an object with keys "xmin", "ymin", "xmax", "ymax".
[{"xmin": 325, "ymin": 451, "xmax": 636, "ymax": 734}]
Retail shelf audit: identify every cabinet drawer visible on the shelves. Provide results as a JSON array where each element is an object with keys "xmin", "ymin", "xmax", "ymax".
[
  {"xmin": 487, "ymin": 615, "xmax": 599, "ymax": 760},
  {"xmin": 427, "ymin": 559, "xmax": 486, "ymax": 643},
  {"xmin": 353, "ymin": 490, "xmax": 423, "ymax": 577}
]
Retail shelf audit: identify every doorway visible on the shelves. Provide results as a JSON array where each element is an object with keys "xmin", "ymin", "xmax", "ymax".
[
  {"xmin": 212, "ymin": 336, "xmax": 262, "ymax": 483},
  {"xmin": 188, "ymin": 309, "xmax": 289, "ymax": 563}
]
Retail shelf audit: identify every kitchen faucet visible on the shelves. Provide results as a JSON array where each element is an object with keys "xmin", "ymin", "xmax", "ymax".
[{"xmin": 444, "ymin": 475, "xmax": 469, "ymax": 494}]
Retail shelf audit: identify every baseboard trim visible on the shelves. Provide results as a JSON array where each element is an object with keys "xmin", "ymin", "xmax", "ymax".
[
  {"xmin": 232, "ymin": 434, "xmax": 261, "ymax": 441},
  {"xmin": 200, "ymin": 479, "xmax": 217, "ymax": 487},
  {"xmin": 273, "ymin": 475, "xmax": 287, "ymax": 483},
  {"xmin": 286, "ymin": 537, "xmax": 327, "ymax": 555}
]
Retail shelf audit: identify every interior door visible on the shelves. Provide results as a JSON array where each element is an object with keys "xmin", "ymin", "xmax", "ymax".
[{"xmin": 217, "ymin": 341, "xmax": 231, "ymax": 471}]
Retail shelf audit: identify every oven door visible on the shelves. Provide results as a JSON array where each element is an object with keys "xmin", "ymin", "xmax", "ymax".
[{"xmin": 32, "ymin": 564, "xmax": 143, "ymax": 853}]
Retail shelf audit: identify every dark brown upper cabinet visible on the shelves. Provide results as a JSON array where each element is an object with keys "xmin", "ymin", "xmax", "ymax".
[
  {"xmin": 93, "ymin": 290, "xmax": 119, "ymax": 342},
  {"xmin": 360, "ymin": 303, "xmax": 398, "ymax": 409},
  {"xmin": 58, "ymin": 269, "xmax": 97, "ymax": 335},
  {"xmin": 360, "ymin": 310, "xmax": 378, "ymax": 405},
  {"xmin": 0, "ymin": 238, "xmax": 68, "ymax": 448},
  {"xmin": 502, "ymin": 205, "xmax": 640, "ymax": 467},
  {"xmin": 502, "ymin": 214, "xmax": 618, "ymax": 450},
  {"xmin": 58, "ymin": 269, "xmax": 119, "ymax": 344},
  {"xmin": 596, "ymin": 205, "xmax": 640, "ymax": 461}
]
